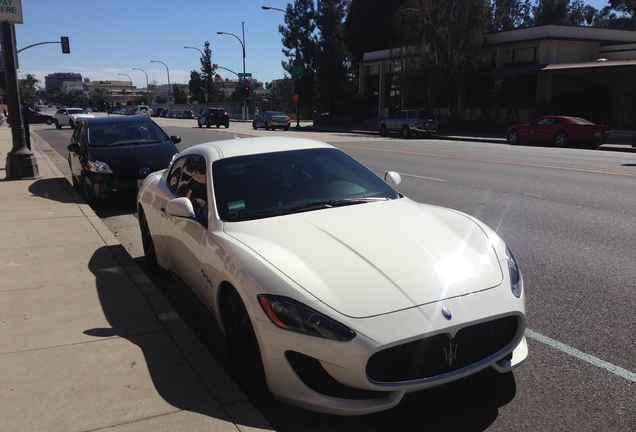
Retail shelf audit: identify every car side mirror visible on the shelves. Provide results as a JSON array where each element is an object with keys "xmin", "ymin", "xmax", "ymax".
[
  {"xmin": 171, "ymin": 136, "xmax": 182, "ymax": 144},
  {"xmin": 384, "ymin": 171, "xmax": 401, "ymax": 188},
  {"xmin": 166, "ymin": 197, "xmax": 195, "ymax": 219}
]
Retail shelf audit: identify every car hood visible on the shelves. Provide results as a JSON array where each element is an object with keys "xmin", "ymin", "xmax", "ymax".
[
  {"xmin": 88, "ymin": 142, "xmax": 178, "ymax": 177},
  {"xmin": 225, "ymin": 199, "xmax": 504, "ymax": 318}
]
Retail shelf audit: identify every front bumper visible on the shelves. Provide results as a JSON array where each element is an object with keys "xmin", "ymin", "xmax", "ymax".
[{"xmin": 252, "ymin": 283, "xmax": 527, "ymax": 415}]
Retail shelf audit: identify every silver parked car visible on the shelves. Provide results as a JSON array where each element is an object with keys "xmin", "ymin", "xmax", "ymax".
[{"xmin": 379, "ymin": 109, "xmax": 438, "ymax": 138}]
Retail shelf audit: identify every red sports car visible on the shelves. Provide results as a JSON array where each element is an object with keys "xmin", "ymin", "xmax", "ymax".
[{"xmin": 506, "ymin": 116, "xmax": 610, "ymax": 149}]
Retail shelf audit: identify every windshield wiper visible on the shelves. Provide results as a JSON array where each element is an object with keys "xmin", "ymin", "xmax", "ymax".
[{"xmin": 284, "ymin": 197, "xmax": 390, "ymax": 214}]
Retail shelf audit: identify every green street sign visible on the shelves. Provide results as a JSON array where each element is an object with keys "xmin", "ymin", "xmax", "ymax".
[
  {"xmin": 291, "ymin": 65, "xmax": 304, "ymax": 77},
  {"xmin": 238, "ymin": 72, "xmax": 252, "ymax": 78}
]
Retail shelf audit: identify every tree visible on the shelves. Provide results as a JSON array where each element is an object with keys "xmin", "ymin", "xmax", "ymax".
[
  {"xmin": 608, "ymin": 0, "xmax": 636, "ymax": 16},
  {"xmin": 316, "ymin": 0, "xmax": 354, "ymax": 113},
  {"xmin": 172, "ymin": 84, "xmax": 189, "ymax": 104},
  {"xmin": 395, "ymin": 0, "xmax": 489, "ymax": 118},
  {"xmin": 533, "ymin": 0, "xmax": 571, "ymax": 25},
  {"xmin": 187, "ymin": 41, "xmax": 221, "ymax": 104},
  {"xmin": 277, "ymin": 0, "xmax": 319, "ymax": 116},
  {"xmin": 489, "ymin": 0, "xmax": 534, "ymax": 31},
  {"xmin": 344, "ymin": 0, "xmax": 408, "ymax": 61},
  {"xmin": 19, "ymin": 74, "xmax": 41, "ymax": 108}
]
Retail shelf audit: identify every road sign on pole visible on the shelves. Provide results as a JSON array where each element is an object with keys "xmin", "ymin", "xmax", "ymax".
[
  {"xmin": 292, "ymin": 65, "xmax": 305, "ymax": 77},
  {"xmin": 238, "ymin": 72, "xmax": 252, "ymax": 78}
]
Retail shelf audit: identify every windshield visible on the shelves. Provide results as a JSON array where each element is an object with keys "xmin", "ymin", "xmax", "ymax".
[
  {"xmin": 68, "ymin": 108, "xmax": 87, "ymax": 115},
  {"xmin": 88, "ymin": 120, "xmax": 170, "ymax": 147},
  {"xmin": 213, "ymin": 148, "xmax": 400, "ymax": 221}
]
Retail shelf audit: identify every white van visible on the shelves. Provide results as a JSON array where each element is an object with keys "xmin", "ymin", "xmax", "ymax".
[{"xmin": 134, "ymin": 105, "xmax": 151, "ymax": 116}]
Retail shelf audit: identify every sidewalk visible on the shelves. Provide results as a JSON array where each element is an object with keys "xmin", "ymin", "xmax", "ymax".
[{"xmin": 0, "ymin": 125, "xmax": 274, "ymax": 432}]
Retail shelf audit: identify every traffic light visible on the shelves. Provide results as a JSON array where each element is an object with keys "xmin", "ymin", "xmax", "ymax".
[
  {"xmin": 61, "ymin": 36, "xmax": 70, "ymax": 54},
  {"xmin": 244, "ymin": 85, "xmax": 251, "ymax": 98},
  {"xmin": 205, "ymin": 61, "xmax": 212, "ymax": 75}
]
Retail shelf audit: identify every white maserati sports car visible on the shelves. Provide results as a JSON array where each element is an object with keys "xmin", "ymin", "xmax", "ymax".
[{"xmin": 136, "ymin": 136, "xmax": 527, "ymax": 415}]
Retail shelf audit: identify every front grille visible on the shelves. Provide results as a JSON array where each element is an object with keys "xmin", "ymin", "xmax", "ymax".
[{"xmin": 366, "ymin": 316, "xmax": 520, "ymax": 383}]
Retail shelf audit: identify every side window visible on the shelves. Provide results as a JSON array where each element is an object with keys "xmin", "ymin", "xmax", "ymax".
[
  {"xmin": 396, "ymin": 111, "xmax": 407, "ymax": 120},
  {"xmin": 407, "ymin": 111, "xmax": 416, "ymax": 119},
  {"xmin": 171, "ymin": 155, "xmax": 209, "ymax": 225},
  {"xmin": 167, "ymin": 157, "xmax": 187, "ymax": 194}
]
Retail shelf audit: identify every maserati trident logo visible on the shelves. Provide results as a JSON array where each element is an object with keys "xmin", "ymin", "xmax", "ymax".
[
  {"xmin": 443, "ymin": 340, "xmax": 458, "ymax": 366},
  {"xmin": 139, "ymin": 167, "xmax": 151, "ymax": 175}
]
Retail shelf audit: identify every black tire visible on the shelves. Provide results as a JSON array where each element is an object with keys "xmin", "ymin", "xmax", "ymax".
[
  {"xmin": 554, "ymin": 131, "xmax": 569, "ymax": 147},
  {"xmin": 138, "ymin": 207, "xmax": 161, "ymax": 273},
  {"xmin": 69, "ymin": 119, "xmax": 75, "ymax": 129},
  {"xmin": 379, "ymin": 124, "xmax": 388, "ymax": 137},
  {"xmin": 224, "ymin": 122, "xmax": 229, "ymax": 128},
  {"xmin": 507, "ymin": 129, "xmax": 520, "ymax": 145},
  {"xmin": 55, "ymin": 119, "xmax": 62, "ymax": 130},
  {"xmin": 223, "ymin": 289, "xmax": 266, "ymax": 395},
  {"xmin": 81, "ymin": 174, "xmax": 97, "ymax": 208},
  {"xmin": 400, "ymin": 125, "xmax": 411, "ymax": 139}
]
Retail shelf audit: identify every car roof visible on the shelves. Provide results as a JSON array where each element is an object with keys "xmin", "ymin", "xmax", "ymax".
[
  {"xmin": 181, "ymin": 136, "xmax": 334, "ymax": 161},
  {"xmin": 80, "ymin": 115, "xmax": 154, "ymax": 126}
]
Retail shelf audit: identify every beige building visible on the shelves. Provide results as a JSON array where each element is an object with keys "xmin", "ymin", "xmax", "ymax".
[{"xmin": 358, "ymin": 21, "xmax": 636, "ymax": 127}]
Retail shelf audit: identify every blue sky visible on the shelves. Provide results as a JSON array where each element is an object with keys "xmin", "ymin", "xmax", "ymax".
[
  {"xmin": 14, "ymin": 0, "xmax": 613, "ymax": 90},
  {"xmin": 15, "ymin": 0, "xmax": 298, "ymax": 89}
]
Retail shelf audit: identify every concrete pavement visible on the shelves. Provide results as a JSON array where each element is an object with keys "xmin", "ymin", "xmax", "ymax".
[{"xmin": 0, "ymin": 125, "xmax": 274, "ymax": 431}]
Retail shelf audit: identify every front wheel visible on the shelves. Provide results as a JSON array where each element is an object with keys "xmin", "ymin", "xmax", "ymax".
[
  {"xmin": 55, "ymin": 119, "xmax": 62, "ymax": 129},
  {"xmin": 507, "ymin": 129, "xmax": 520, "ymax": 145},
  {"xmin": 554, "ymin": 131, "xmax": 569, "ymax": 147},
  {"xmin": 139, "ymin": 208, "xmax": 161, "ymax": 273},
  {"xmin": 379, "ymin": 124, "xmax": 388, "ymax": 137},
  {"xmin": 223, "ymin": 289, "xmax": 266, "ymax": 395}
]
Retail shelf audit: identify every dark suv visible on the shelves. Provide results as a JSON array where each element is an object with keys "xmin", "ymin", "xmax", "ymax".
[
  {"xmin": 379, "ymin": 109, "xmax": 438, "ymax": 138},
  {"xmin": 197, "ymin": 107, "xmax": 230, "ymax": 128}
]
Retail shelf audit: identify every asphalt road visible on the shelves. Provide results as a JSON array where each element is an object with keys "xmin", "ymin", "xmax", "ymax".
[{"xmin": 32, "ymin": 116, "xmax": 636, "ymax": 431}]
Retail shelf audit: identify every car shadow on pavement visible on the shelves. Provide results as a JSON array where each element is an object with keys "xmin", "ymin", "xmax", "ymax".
[
  {"xmin": 27, "ymin": 178, "xmax": 78, "ymax": 204},
  {"xmin": 83, "ymin": 245, "xmax": 243, "ymax": 425}
]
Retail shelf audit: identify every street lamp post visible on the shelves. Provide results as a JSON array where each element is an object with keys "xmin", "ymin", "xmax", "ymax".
[
  {"xmin": 217, "ymin": 23, "xmax": 247, "ymax": 119},
  {"xmin": 262, "ymin": 5, "xmax": 301, "ymax": 128},
  {"xmin": 132, "ymin": 68, "xmax": 149, "ymax": 105},
  {"xmin": 150, "ymin": 60, "xmax": 171, "ymax": 111},
  {"xmin": 118, "ymin": 73, "xmax": 132, "ymax": 103}
]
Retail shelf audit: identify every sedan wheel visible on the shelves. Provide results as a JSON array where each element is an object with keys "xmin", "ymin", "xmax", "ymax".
[
  {"xmin": 554, "ymin": 131, "xmax": 569, "ymax": 147},
  {"xmin": 223, "ymin": 289, "xmax": 266, "ymax": 395},
  {"xmin": 379, "ymin": 124, "xmax": 388, "ymax": 137},
  {"xmin": 138, "ymin": 208, "xmax": 161, "ymax": 273},
  {"xmin": 507, "ymin": 129, "xmax": 520, "ymax": 145},
  {"xmin": 55, "ymin": 119, "xmax": 62, "ymax": 130}
]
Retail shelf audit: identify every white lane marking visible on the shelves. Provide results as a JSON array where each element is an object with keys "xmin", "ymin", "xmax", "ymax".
[
  {"xmin": 526, "ymin": 329, "xmax": 636, "ymax": 383},
  {"xmin": 400, "ymin": 173, "xmax": 447, "ymax": 182}
]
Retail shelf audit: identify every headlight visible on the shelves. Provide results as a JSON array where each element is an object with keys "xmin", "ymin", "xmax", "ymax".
[
  {"xmin": 506, "ymin": 247, "xmax": 523, "ymax": 298},
  {"xmin": 86, "ymin": 160, "xmax": 113, "ymax": 174},
  {"xmin": 258, "ymin": 295, "xmax": 356, "ymax": 341}
]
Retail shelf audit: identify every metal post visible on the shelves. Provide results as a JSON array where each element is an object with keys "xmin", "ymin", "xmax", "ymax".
[{"xmin": 1, "ymin": 22, "xmax": 39, "ymax": 180}]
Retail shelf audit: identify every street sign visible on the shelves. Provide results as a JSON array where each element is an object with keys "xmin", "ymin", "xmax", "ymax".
[
  {"xmin": 238, "ymin": 72, "xmax": 252, "ymax": 78},
  {"xmin": 292, "ymin": 65, "xmax": 304, "ymax": 77},
  {"xmin": 0, "ymin": 0, "xmax": 23, "ymax": 23}
]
